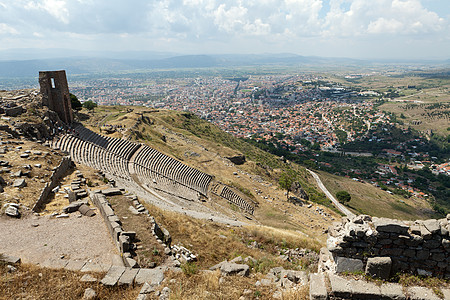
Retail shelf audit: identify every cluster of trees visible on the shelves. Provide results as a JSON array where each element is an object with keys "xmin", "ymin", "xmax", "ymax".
[{"xmin": 70, "ymin": 93, "xmax": 97, "ymax": 111}]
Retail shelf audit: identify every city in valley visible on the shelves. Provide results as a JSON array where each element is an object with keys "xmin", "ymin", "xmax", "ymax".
[{"xmin": 65, "ymin": 68, "xmax": 449, "ymax": 215}]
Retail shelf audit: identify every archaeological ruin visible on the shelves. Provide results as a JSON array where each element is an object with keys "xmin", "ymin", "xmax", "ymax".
[{"xmin": 39, "ymin": 70, "xmax": 73, "ymax": 124}]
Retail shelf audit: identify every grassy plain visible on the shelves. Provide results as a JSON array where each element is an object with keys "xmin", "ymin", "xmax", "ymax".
[{"xmin": 317, "ymin": 171, "xmax": 436, "ymax": 220}]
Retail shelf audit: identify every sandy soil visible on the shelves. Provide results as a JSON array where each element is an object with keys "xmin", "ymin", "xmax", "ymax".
[{"xmin": 0, "ymin": 212, "xmax": 118, "ymax": 266}]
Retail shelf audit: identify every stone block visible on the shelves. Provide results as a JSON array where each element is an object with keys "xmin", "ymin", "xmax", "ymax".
[
  {"xmin": 63, "ymin": 200, "xmax": 86, "ymax": 213},
  {"xmin": 380, "ymin": 283, "xmax": 406, "ymax": 300},
  {"xmin": 67, "ymin": 190, "xmax": 76, "ymax": 203},
  {"xmin": 373, "ymin": 218, "xmax": 409, "ymax": 234},
  {"xmin": 79, "ymin": 204, "xmax": 95, "ymax": 217},
  {"xmin": 121, "ymin": 231, "xmax": 136, "ymax": 241},
  {"xmin": 5, "ymin": 106, "xmax": 24, "ymax": 117},
  {"xmin": 108, "ymin": 215, "xmax": 121, "ymax": 225},
  {"xmin": 420, "ymin": 226, "xmax": 432, "ymax": 239},
  {"xmin": 5, "ymin": 205, "xmax": 20, "ymax": 218},
  {"xmin": 365, "ymin": 257, "xmax": 392, "ymax": 280},
  {"xmin": 329, "ymin": 274, "xmax": 351, "ymax": 299},
  {"xmin": 407, "ymin": 286, "xmax": 440, "ymax": 300},
  {"xmin": 102, "ymin": 188, "xmax": 122, "ymax": 196},
  {"xmin": 0, "ymin": 254, "xmax": 21, "ymax": 264},
  {"xmin": 220, "ymin": 262, "xmax": 249, "ymax": 276},
  {"xmin": 65, "ymin": 260, "xmax": 86, "ymax": 271},
  {"xmin": 12, "ymin": 178, "xmax": 26, "ymax": 188},
  {"xmin": 335, "ymin": 256, "xmax": 363, "ymax": 273},
  {"xmin": 125, "ymin": 258, "xmax": 138, "ymax": 268},
  {"xmin": 135, "ymin": 267, "xmax": 165, "ymax": 285},
  {"xmin": 40, "ymin": 258, "xmax": 69, "ymax": 269},
  {"xmin": 423, "ymin": 219, "xmax": 441, "ymax": 234},
  {"xmin": 118, "ymin": 268, "xmax": 139, "ymax": 286},
  {"xmin": 100, "ymin": 266, "xmax": 126, "ymax": 287},
  {"xmin": 119, "ymin": 235, "xmax": 130, "ymax": 252},
  {"xmin": 350, "ymin": 278, "xmax": 381, "ymax": 298},
  {"xmin": 102, "ymin": 204, "xmax": 114, "ymax": 217},
  {"xmin": 80, "ymin": 262, "xmax": 109, "ymax": 273},
  {"xmin": 128, "ymin": 206, "xmax": 139, "ymax": 215},
  {"xmin": 309, "ymin": 273, "xmax": 327, "ymax": 300}
]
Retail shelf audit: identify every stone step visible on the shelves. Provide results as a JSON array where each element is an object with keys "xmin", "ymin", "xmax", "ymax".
[
  {"xmin": 118, "ymin": 268, "xmax": 139, "ymax": 286},
  {"xmin": 309, "ymin": 273, "xmax": 327, "ymax": 300},
  {"xmin": 100, "ymin": 266, "xmax": 126, "ymax": 287}
]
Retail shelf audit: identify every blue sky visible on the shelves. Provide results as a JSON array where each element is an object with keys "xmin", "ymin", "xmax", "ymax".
[{"xmin": 0, "ymin": 0, "xmax": 449, "ymax": 60}]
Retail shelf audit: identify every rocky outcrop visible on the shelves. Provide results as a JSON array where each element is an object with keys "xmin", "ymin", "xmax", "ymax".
[
  {"xmin": 291, "ymin": 181, "xmax": 309, "ymax": 201},
  {"xmin": 225, "ymin": 154, "xmax": 246, "ymax": 165}
]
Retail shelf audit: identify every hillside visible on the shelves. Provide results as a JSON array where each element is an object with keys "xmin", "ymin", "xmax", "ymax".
[
  {"xmin": 79, "ymin": 105, "xmax": 337, "ymax": 237},
  {"xmin": 0, "ymin": 90, "xmax": 332, "ymax": 299}
]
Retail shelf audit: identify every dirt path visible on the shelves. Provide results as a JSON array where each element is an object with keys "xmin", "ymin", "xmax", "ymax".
[
  {"xmin": 0, "ymin": 213, "xmax": 118, "ymax": 266},
  {"xmin": 307, "ymin": 169, "xmax": 356, "ymax": 218}
]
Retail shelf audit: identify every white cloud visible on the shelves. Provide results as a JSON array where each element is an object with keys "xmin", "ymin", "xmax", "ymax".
[
  {"xmin": 0, "ymin": 0, "xmax": 447, "ymax": 58},
  {"xmin": 213, "ymin": 3, "xmax": 248, "ymax": 33},
  {"xmin": 367, "ymin": 18, "xmax": 404, "ymax": 34},
  {"xmin": 25, "ymin": 0, "xmax": 69, "ymax": 24},
  {"xmin": 0, "ymin": 23, "xmax": 18, "ymax": 35},
  {"xmin": 324, "ymin": 0, "xmax": 445, "ymax": 36}
]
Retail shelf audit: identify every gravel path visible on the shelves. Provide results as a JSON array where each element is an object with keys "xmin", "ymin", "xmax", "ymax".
[
  {"xmin": 0, "ymin": 213, "xmax": 118, "ymax": 266},
  {"xmin": 307, "ymin": 169, "xmax": 356, "ymax": 218}
]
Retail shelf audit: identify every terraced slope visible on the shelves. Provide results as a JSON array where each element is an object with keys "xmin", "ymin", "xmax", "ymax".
[{"xmin": 53, "ymin": 123, "xmax": 257, "ymax": 215}]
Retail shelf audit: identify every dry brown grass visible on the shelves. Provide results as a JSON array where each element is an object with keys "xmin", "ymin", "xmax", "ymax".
[
  {"xmin": 156, "ymin": 269, "xmax": 310, "ymax": 300},
  {"xmin": 143, "ymin": 202, "xmax": 320, "ymax": 273},
  {"xmin": 0, "ymin": 262, "xmax": 140, "ymax": 300},
  {"xmin": 317, "ymin": 171, "xmax": 434, "ymax": 220},
  {"xmin": 159, "ymin": 269, "xmax": 297, "ymax": 300}
]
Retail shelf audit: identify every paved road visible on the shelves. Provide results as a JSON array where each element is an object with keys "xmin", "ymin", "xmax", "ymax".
[{"xmin": 307, "ymin": 169, "xmax": 356, "ymax": 218}]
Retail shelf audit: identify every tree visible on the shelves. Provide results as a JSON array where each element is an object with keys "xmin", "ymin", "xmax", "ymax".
[
  {"xmin": 70, "ymin": 93, "xmax": 82, "ymax": 111},
  {"xmin": 279, "ymin": 170, "xmax": 296, "ymax": 199},
  {"xmin": 336, "ymin": 190, "xmax": 351, "ymax": 204},
  {"xmin": 82, "ymin": 100, "xmax": 97, "ymax": 111}
]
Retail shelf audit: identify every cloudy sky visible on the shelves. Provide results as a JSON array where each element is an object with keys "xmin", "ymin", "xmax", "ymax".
[{"xmin": 0, "ymin": 0, "xmax": 449, "ymax": 60}]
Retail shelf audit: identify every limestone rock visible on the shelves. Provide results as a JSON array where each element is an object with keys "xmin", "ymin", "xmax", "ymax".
[
  {"xmin": 365, "ymin": 257, "xmax": 392, "ymax": 280},
  {"xmin": 5, "ymin": 204, "xmax": 20, "ymax": 218},
  {"xmin": 83, "ymin": 288, "xmax": 97, "ymax": 300},
  {"xmin": 220, "ymin": 262, "xmax": 249, "ymax": 276},
  {"xmin": 373, "ymin": 217, "xmax": 409, "ymax": 234},
  {"xmin": 62, "ymin": 200, "xmax": 88, "ymax": 213},
  {"xmin": 423, "ymin": 219, "xmax": 440, "ymax": 234},
  {"xmin": 12, "ymin": 178, "xmax": 26, "ymax": 188},
  {"xmin": 309, "ymin": 273, "xmax": 327, "ymax": 300},
  {"xmin": 102, "ymin": 188, "xmax": 122, "ymax": 196}
]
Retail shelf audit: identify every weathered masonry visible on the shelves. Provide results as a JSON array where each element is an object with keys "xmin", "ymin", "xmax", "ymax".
[
  {"xmin": 327, "ymin": 215, "xmax": 450, "ymax": 278},
  {"xmin": 39, "ymin": 70, "xmax": 73, "ymax": 124}
]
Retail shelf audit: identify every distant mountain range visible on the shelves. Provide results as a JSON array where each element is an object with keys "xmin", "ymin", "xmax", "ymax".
[{"xmin": 0, "ymin": 49, "xmax": 448, "ymax": 78}]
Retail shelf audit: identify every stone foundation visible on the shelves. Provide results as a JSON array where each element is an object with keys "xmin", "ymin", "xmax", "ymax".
[{"xmin": 327, "ymin": 214, "xmax": 450, "ymax": 278}]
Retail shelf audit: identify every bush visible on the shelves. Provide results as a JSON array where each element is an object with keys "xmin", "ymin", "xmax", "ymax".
[
  {"xmin": 336, "ymin": 190, "xmax": 351, "ymax": 204},
  {"xmin": 181, "ymin": 262, "xmax": 198, "ymax": 275},
  {"xmin": 70, "ymin": 93, "xmax": 82, "ymax": 111},
  {"xmin": 82, "ymin": 100, "xmax": 97, "ymax": 111}
]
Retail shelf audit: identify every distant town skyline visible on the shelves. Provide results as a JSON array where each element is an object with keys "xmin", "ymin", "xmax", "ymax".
[{"xmin": 0, "ymin": 0, "xmax": 449, "ymax": 60}]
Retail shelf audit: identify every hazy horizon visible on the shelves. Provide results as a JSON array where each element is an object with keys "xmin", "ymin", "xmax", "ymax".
[{"xmin": 0, "ymin": 0, "xmax": 449, "ymax": 61}]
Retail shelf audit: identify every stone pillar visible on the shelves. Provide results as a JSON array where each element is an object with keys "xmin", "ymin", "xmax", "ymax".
[{"xmin": 39, "ymin": 70, "xmax": 74, "ymax": 124}]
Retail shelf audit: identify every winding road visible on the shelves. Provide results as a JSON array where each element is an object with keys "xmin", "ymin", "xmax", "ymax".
[{"xmin": 307, "ymin": 169, "xmax": 356, "ymax": 218}]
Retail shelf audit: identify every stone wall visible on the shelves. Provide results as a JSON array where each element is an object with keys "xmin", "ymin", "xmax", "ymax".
[
  {"xmin": 32, "ymin": 156, "xmax": 73, "ymax": 212},
  {"xmin": 39, "ymin": 70, "xmax": 73, "ymax": 124},
  {"xmin": 327, "ymin": 215, "xmax": 450, "ymax": 278},
  {"xmin": 90, "ymin": 191, "xmax": 137, "ymax": 268}
]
